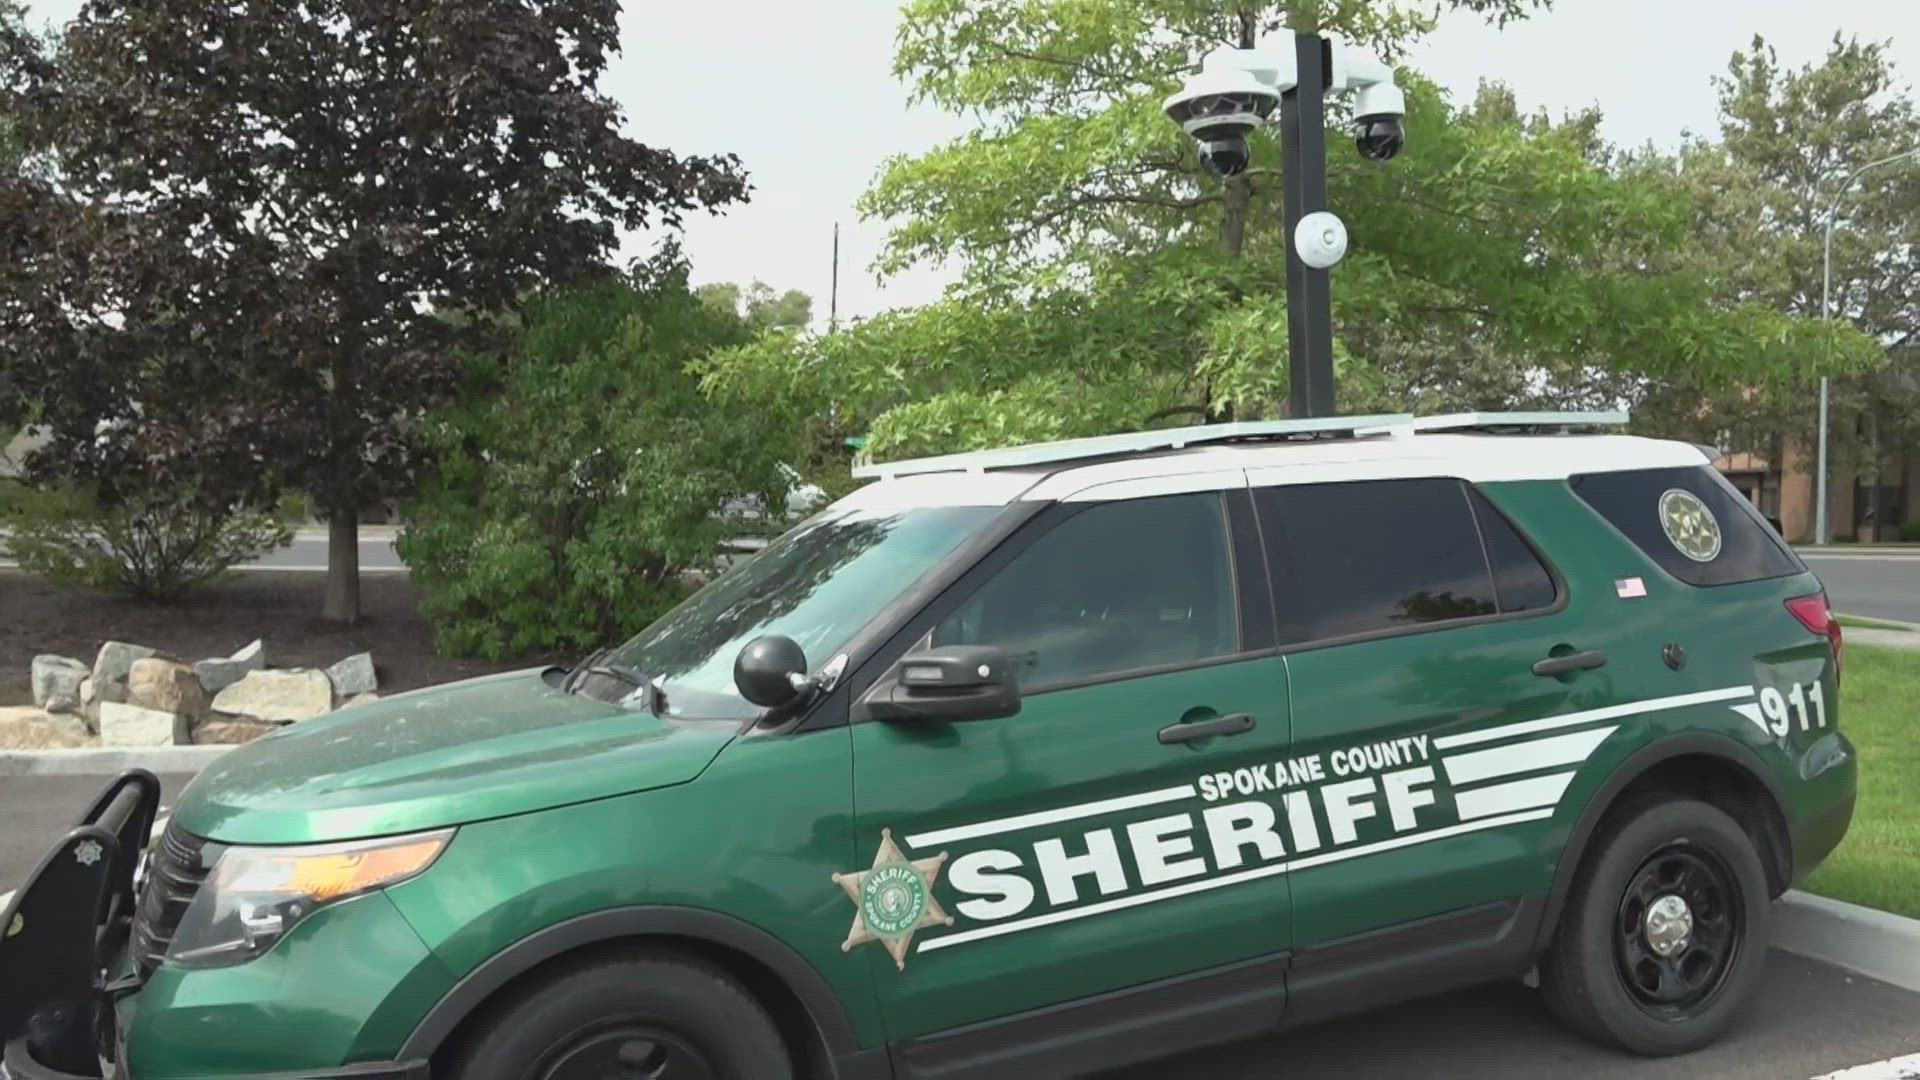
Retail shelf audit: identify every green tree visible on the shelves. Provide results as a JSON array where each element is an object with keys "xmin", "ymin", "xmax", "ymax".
[
  {"xmin": 702, "ymin": 2, "xmax": 1873, "ymax": 463},
  {"xmin": 397, "ymin": 249, "xmax": 792, "ymax": 659},
  {"xmin": 0, "ymin": 0, "xmax": 749, "ymax": 622},
  {"xmin": 696, "ymin": 280, "xmax": 815, "ymax": 331},
  {"xmin": 1633, "ymin": 36, "xmax": 1917, "ymax": 526}
]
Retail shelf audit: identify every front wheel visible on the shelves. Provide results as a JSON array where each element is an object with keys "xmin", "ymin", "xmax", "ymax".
[
  {"xmin": 441, "ymin": 950, "xmax": 794, "ymax": 1080},
  {"xmin": 1540, "ymin": 798, "xmax": 1771, "ymax": 1055}
]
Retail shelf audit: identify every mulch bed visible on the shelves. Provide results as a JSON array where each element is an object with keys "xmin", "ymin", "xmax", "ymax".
[{"xmin": 0, "ymin": 570, "xmax": 547, "ymax": 706}]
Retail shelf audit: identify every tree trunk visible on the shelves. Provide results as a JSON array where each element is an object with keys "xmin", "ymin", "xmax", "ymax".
[
  {"xmin": 322, "ymin": 506, "xmax": 361, "ymax": 623},
  {"xmin": 1221, "ymin": 176, "xmax": 1251, "ymax": 259}
]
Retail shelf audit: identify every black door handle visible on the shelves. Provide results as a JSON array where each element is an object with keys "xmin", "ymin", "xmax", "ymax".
[
  {"xmin": 1532, "ymin": 649, "xmax": 1608, "ymax": 677},
  {"xmin": 1159, "ymin": 712, "xmax": 1256, "ymax": 745}
]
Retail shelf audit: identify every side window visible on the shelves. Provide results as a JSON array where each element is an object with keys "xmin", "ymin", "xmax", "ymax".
[
  {"xmin": 1258, "ymin": 478, "xmax": 1552, "ymax": 644},
  {"xmin": 1470, "ymin": 487, "xmax": 1557, "ymax": 613},
  {"xmin": 1570, "ymin": 465, "xmax": 1803, "ymax": 587},
  {"xmin": 931, "ymin": 493, "xmax": 1238, "ymax": 690}
]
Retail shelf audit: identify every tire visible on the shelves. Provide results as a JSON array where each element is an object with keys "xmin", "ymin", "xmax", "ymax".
[
  {"xmin": 441, "ymin": 950, "xmax": 794, "ymax": 1080},
  {"xmin": 1540, "ymin": 797, "xmax": 1770, "ymax": 1056}
]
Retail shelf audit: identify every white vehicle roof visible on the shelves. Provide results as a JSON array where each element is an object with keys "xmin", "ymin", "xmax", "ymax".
[{"xmin": 832, "ymin": 413, "xmax": 1711, "ymax": 512}]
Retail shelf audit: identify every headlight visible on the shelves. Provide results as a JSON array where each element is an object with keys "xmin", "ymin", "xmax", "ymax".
[{"xmin": 167, "ymin": 830, "xmax": 452, "ymax": 969}]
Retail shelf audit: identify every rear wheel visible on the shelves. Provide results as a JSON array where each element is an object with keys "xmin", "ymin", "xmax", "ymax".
[
  {"xmin": 1540, "ymin": 798, "xmax": 1770, "ymax": 1055},
  {"xmin": 442, "ymin": 951, "xmax": 793, "ymax": 1080}
]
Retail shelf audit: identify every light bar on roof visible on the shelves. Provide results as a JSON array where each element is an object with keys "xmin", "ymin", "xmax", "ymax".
[
  {"xmin": 852, "ymin": 414, "xmax": 1417, "ymax": 480},
  {"xmin": 1359, "ymin": 411, "xmax": 1630, "ymax": 435}
]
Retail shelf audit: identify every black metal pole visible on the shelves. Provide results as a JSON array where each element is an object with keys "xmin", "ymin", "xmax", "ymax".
[{"xmin": 1281, "ymin": 33, "xmax": 1336, "ymax": 419}]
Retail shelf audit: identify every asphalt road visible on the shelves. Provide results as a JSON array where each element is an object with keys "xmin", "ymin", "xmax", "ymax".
[
  {"xmin": 3, "ymin": 775, "xmax": 1916, "ymax": 1080},
  {"xmin": 1804, "ymin": 552, "xmax": 1920, "ymax": 626},
  {"xmin": 250, "ymin": 530, "xmax": 404, "ymax": 572}
]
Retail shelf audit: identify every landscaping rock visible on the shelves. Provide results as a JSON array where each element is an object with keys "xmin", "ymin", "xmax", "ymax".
[
  {"xmin": 0, "ymin": 706, "xmax": 93, "ymax": 749},
  {"xmin": 92, "ymin": 641, "xmax": 157, "ymax": 688},
  {"xmin": 128, "ymin": 658, "xmax": 210, "ymax": 718},
  {"xmin": 210, "ymin": 669, "xmax": 332, "ymax": 723},
  {"xmin": 31, "ymin": 655, "xmax": 88, "ymax": 710},
  {"xmin": 344, "ymin": 691, "xmax": 382, "ymax": 709},
  {"xmin": 193, "ymin": 639, "xmax": 266, "ymax": 694},
  {"xmin": 325, "ymin": 652, "xmax": 378, "ymax": 698},
  {"xmin": 98, "ymin": 701, "xmax": 189, "ymax": 747},
  {"xmin": 193, "ymin": 718, "xmax": 280, "ymax": 745}
]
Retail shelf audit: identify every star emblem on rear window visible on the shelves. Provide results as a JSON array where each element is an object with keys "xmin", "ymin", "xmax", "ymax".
[{"xmin": 74, "ymin": 840, "xmax": 104, "ymax": 867}]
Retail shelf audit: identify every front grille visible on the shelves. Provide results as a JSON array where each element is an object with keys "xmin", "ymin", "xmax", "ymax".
[{"xmin": 131, "ymin": 821, "xmax": 213, "ymax": 975}]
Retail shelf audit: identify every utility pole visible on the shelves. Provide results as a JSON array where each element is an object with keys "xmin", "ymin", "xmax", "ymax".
[{"xmin": 829, "ymin": 222, "xmax": 841, "ymax": 334}]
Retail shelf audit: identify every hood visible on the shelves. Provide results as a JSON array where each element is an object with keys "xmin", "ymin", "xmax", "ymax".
[{"xmin": 173, "ymin": 667, "xmax": 738, "ymax": 845}]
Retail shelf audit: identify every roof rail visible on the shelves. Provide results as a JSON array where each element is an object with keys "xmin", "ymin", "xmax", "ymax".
[
  {"xmin": 852, "ymin": 414, "xmax": 1415, "ymax": 480},
  {"xmin": 1360, "ymin": 411, "xmax": 1630, "ymax": 435}
]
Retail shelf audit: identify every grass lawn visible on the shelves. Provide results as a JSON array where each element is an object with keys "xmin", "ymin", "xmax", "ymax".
[{"xmin": 1802, "ymin": 644, "xmax": 1920, "ymax": 918}]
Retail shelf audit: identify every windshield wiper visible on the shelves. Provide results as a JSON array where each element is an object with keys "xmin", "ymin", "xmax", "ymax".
[{"xmin": 565, "ymin": 649, "xmax": 648, "ymax": 701}]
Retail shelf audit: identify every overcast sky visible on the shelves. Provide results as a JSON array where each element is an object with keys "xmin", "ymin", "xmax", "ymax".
[{"xmin": 20, "ymin": 0, "xmax": 1918, "ymax": 323}]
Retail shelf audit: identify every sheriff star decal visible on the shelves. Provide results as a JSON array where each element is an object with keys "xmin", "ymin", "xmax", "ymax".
[
  {"xmin": 833, "ymin": 828, "xmax": 952, "ymax": 970},
  {"xmin": 74, "ymin": 840, "xmax": 104, "ymax": 867},
  {"xmin": 1658, "ymin": 488, "xmax": 1722, "ymax": 563}
]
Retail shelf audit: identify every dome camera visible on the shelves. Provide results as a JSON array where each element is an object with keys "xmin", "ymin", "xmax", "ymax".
[
  {"xmin": 1198, "ymin": 136, "xmax": 1252, "ymax": 178},
  {"xmin": 1354, "ymin": 116, "xmax": 1406, "ymax": 161},
  {"xmin": 1163, "ymin": 69, "xmax": 1280, "ymax": 142},
  {"xmin": 1352, "ymin": 81, "xmax": 1407, "ymax": 161}
]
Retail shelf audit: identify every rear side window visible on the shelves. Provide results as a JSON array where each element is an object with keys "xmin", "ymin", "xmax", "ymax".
[
  {"xmin": 1471, "ymin": 488, "xmax": 1557, "ymax": 613},
  {"xmin": 1257, "ymin": 478, "xmax": 1558, "ymax": 644},
  {"xmin": 1570, "ymin": 466, "xmax": 1803, "ymax": 587}
]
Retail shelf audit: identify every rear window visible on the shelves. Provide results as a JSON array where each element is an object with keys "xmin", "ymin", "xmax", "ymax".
[{"xmin": 1569, "ymin": 466, "xmax": 1803, "ymax": 587}]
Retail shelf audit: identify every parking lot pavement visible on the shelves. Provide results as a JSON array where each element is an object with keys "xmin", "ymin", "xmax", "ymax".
[
  {"xmin": 0, "ymin": 774, "xmax": 198, "ymax": 900},
  {"xmin": 6, "ymin": 776, "xmax": 1917, "ymax": 1080},
  {"xmin": 1100, "ymin": 948, "xmax": 1920, "ymax": 1080}
]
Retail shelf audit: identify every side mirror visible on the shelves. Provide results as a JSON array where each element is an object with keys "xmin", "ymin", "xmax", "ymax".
[
  {"xmin": 735, "ymin": 635, "xmax": 809, "ymax": 707},
  {"xmin": 856, "ymin": 645, "xmax": 1021, "ymax": 724}
]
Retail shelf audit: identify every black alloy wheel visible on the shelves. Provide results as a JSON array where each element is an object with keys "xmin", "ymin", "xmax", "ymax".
[
  {"xmin": 535, "ymin": 1019, "xmax": 719, "ymax": 1080},
  {"xmin": 1612, "ymin": 842, "xmax": 1742, "ymax": 1018}
]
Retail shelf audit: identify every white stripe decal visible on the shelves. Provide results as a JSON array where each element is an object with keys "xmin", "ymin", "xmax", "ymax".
[
  {"xmin": 1442, "ymin": 727, "xmax": 1616, "ymax": 786},
  {"xmin": 918, "ymin": 808, "xmax": 1552, "ymax": 952},
  {"xmin": 0, "ymin": 889, "xmax": 13, "ymax": 910},
  {"xmin": 1455, "ymin": 772, "xmax": 1576, "ymax": 820},
  {"xmin": 1811, "ymin": 1052, "xmax": 1920, "ymax": 1079},
  {"xmin": 1434, "ymin": 686, "xmax": 1754, "ymax": 750},
  {"xmin": 904, "ymin": 785, "xmax": 1196, "ymax": 848}
]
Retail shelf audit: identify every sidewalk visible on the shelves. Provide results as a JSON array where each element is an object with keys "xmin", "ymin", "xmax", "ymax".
[
  {"xmin": 1846, "ymin": 627, "xmax": 1920, "ymax": 651},
  {"xmin": 1797, "ymin": 545, "xmax": 1920, "ymax": 558}
]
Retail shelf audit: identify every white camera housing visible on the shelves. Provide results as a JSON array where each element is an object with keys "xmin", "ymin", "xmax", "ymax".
[
  {"xmin": 1353, "ymin": 81, "xmax": 1407, "ymax": 125},
  {"xmin": 1294, "ymin": 211, "xmax": 1349, "ymax": 269},
  {"xmin": 1162, "ymin": 68, "xmax": 1282, "ymax": 140}
]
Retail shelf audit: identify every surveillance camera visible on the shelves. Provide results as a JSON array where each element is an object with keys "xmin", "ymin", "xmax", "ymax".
[
  {"xmin": 1354, "ymin": 116, "xmax": 1405, "ymax": 161},
  {"xmin": 1163, "ymin": 69, "xmax": 1280, "ymax": 141},
  {"xmin": 1198, "ymin": 136, "xmax": 1251, "ymax": 178},
  {"xmin": 1352, "ymin": 81, "xmax": 1407, "ymax": 161}
]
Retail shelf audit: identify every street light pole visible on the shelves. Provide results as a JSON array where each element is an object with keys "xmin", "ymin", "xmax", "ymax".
[
  {"xmin": 1816, "ymin": 146, "xmax": 1919, "ymax": 545},
  {"xmin": 1281, "ymin": 35, "xmax": 1336, "ymax": 419}
]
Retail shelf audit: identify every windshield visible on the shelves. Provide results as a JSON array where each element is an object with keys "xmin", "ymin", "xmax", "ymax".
[{"xmin": 609, "ymin": 503, "xmax": 1001, "ymax": 720}]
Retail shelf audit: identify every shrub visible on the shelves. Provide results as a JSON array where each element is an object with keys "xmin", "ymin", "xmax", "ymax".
[
  {"xmin": 399, "ymin": 251, "xmax": 795, "ymax": 659},
  {"xmin": 1901, "ymin": 519, "xmax": 1920, "ymax": 543},
  {"xmin": 1, "ymin": 484, "xmax": 292, "ymax": 599}
]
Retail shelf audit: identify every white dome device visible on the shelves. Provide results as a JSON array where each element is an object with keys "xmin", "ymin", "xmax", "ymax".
[{"xmin": 1294, "ymin": 211, "xmax": 1349, "ymax": 270}]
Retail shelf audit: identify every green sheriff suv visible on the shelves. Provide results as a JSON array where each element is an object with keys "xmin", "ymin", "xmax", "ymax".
[{"xmin": 1, "ymin": 413, "xmax": 1854, "ymax": 1080}]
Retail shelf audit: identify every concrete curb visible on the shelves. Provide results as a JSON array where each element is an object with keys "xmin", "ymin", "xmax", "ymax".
[
  {"xmin": 0, "ymin": 746, "xmax": 233, "ymax": 777},
  {"xmin": 1774, "ymin": 890, "xmax": 1920, "ymax": 993}
]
